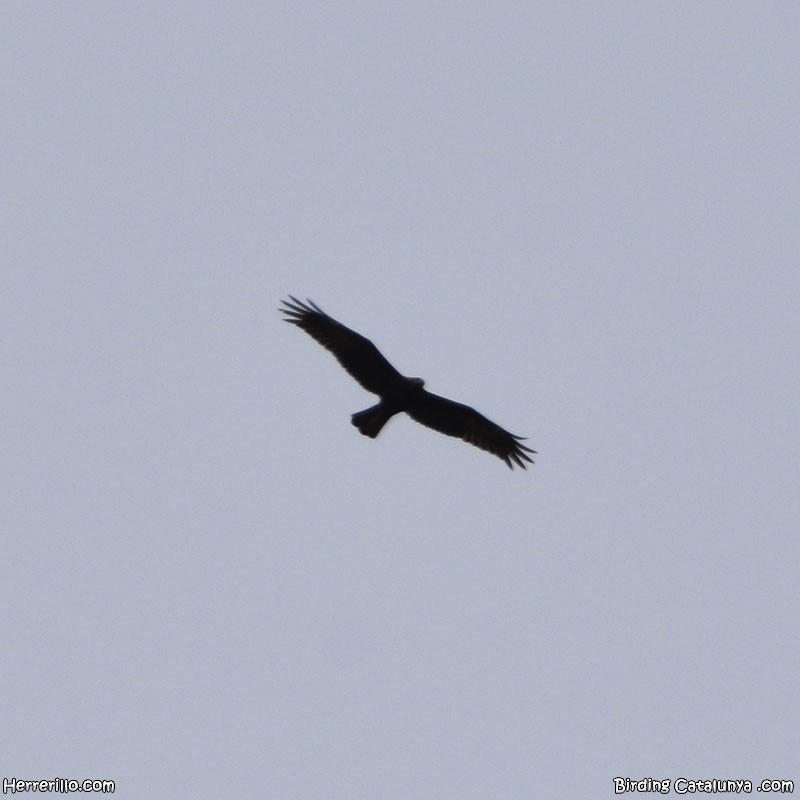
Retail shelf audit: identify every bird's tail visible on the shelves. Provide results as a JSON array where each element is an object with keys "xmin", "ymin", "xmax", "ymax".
[{"xmin": 351, "ymin": 403, "xmax": 392, "ymax": 438}]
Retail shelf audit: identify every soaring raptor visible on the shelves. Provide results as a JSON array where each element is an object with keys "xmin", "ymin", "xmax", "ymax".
[{"xmin": 280, "ymin": 296, "xmax": 535, "ymax": 469}]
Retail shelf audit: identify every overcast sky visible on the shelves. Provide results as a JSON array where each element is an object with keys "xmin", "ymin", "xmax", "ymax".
[{"xmin": 3, "ymin": 3, "xmax": 798, "ymax": 797}]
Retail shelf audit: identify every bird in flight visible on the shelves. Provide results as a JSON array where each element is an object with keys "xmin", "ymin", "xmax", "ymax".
[{"xmin": 280, "ymin": 296, "xmax": 535, "ymax": 469}]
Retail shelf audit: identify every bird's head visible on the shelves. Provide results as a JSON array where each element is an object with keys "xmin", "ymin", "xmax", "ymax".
[{"xmin": 408, "ymin": 376, "xmax": 425, "ymax": 389}]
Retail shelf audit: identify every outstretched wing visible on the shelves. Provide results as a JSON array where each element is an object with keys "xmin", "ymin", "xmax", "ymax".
[
  {"xmin": 406, "ymin": 390, "xmax": 535, "ymax": 469},
  {"xmin": 280, "ymin": 296, "xmax": 405, "ymax": 396}
]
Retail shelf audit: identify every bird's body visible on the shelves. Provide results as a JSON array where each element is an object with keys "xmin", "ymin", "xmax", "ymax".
[
  {"xmin": 280, "ymin": 296, "xmax": 535, "ymax": 469},
  {"xmin": 351, "ymin": 375, "xmax": 424, "ymax": 439}
]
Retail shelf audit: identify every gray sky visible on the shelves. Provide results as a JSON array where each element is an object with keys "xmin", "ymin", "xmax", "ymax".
[{"xmin": 3, "ymin": 3, "xmax": 798, "ymax": 797}]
